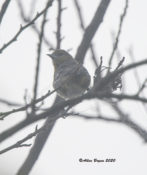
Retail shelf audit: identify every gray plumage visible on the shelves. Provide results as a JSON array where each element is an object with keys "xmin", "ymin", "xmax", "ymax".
[{"xmin": 48, "ymin": 50, "xmax": 91, "ymax": 99}]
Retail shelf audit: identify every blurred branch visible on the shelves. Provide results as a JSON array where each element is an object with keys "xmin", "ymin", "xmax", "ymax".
[
  {"xmin": 108, "ymin": 0, "xmax": 128, "ymax": 68},
  {"xmin": 0, "ymin": 126, "xmax": 42, "ymax": 154},
  {"xmin": 1, "ymin": 2, "xmax": 147, "ymax": 168},
  {"xmin": 29, "ymin": 0, "xmax": 38, "ymax": 17},
  {"xmin": 69, "ymin": 112, "xmax": 120, "ymax": 122},
  {"xmin": 136, "ymin": 78, "xmax": 147, "ymax": 96},
  {"xmin": 1, "ymin": 91, "xmax": 147, "ymax": 143},
  {"xmin": 0, "ymin": 98, "xmax": 22, "ymax": 107},
  {"xmin": 0, "ymin": 89, "xmax": 56, "ymax": 120},
  {"xmin": 115, "ymin": 57, "xmax": 125, "ymax": 70},
  {"xmin": 0, "ymin": 0, "xmax": 54, "ymax": 54},
  {"xmin": 16, "ymin": 0, "xmax": 54, "ymax": 49},
  {"xmin": 70, "ymin": 104, "xmax": 147, "ymax": 142},
  {"xmin": 73, "ymin": 0, "xmax": 84, "ymax": 29},
  {"xmin": 111, "ymin": 103, "xmax": 147, "ymax": 142},
  {"xmin": 1, "ymin": 57, "xmax": 147, "ymax": 142},
  {"xmin": 3, "ymin": 59, "xmax": 147, "ymax": 120},
  {"xmin": 128, "ymin": 46, "xmax": 147, "ymax": 112},
  {"xmin": 17, "ymin": 97, "xmax": 65, "ymax": 175},
  {"xmin": 75, "ymin": 0, "xmax": 111, "ymax": 64},
  {"xmin": 128, "ymin": 47, "xmax": 141, "ymax": 86},
  {"xmin": 32, "ymin": 2, "xmax": 49, "ymax": 113},
  {"xmin": 97, "ymin": 58, "xmax": 147, "ymax": 90},
  {"xmin": 56, "ymin": 0, "xmax": 62, "ymax": 49},
  {"xmin": 110, "ymin": 30, "xmax": 126, "ymax": 92},
  {"xmin": 17, "ymin": 1, "xmax": 64, "ymax": 174},
  {"xmin": 107, "ymin": 93, "xmax": 147, "ymax": 103},
  {"xmin": 73, "ymin": 0, "xmax": 98, "ymax": 67},
  {"xmin": 17, "ymin": 121, "xmax": 56, "ymax": 175},
  {"xmin": 110, "ymin": 31, "xmax": 122, "ymax": 60},
  {"xmin": 0, "ymin": 0, "xmax": 11, "ymax": 25}
]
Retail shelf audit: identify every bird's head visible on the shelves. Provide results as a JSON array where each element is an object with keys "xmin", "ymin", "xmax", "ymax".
[{"xmin": 47, "ymin": 49, "xmax": 73, "ymax": 68}]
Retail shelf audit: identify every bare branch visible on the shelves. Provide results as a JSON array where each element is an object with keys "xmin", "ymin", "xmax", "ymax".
[
  {"xmin": 32, "ymin": 2, "xmax": 49, "ymax": 113},
  {"xmin": 111, "ymin": 103, "xmax": 147, "ymax": 142},
  {"xmin": 97, "ymin": 58, "xmax": 147, "ymax": 91},
  {"xmin": 73, "ymin": 0, "xmax": 99, "ymax": 67},
  {"xmin": 16, "ymin": 97, "xmax": 66, "ymax": 175},
  {"xmin": 107, "ymin": 93, "xmax": 147, "ymax": 103},
  {"xmin": 136, "ymin": 78, "xmax": 147, "ymax": 96},
  {"xmin": 16, "ymin": 0, "xmax": 54, "ymax": 49},
  {"xmin": 69, "ymin": 112, "xmax": 120, "ymax": 122},
  {"xmin": 0, "ymin": 126, "xmax": 42, "ymax": 154},
  {"xmin": 0, "ymin": 98, "xmax": 22, "ymax": 107},
  {"xmin": 127, "ymin": 47, "xmax": 147, "ymax": 112},
  {"xmin": 1, "ymin": 91, "xmax": 147, "ymax": 144},
  {"xmin": 0, "ymin": 89, "xmax": 56, "ymax": 120},
  {"xmin": 17, "ymin": 2, "xmax": 64, "ymax": 173},
  {"xmin": 75, "ymin": 0, "xmax": 111, "ymax": 64},
  {"xmin": 115, "ymin": 57, "xmax": 125, "ymax": 70},
  {"xmin": 128, "ymin": 47, "xmax": 141, "ymax": 87},
  {"xmin": 1, "ymin": 58, "xmax": 147, "ymax": 142},
  {"xmin": 0, "ymin": 0, "xmax": 54, "ymax": 54},
  {"xmin": 70, "ymin": 108, "xmax": 147, "ymax": 142},
  {"xmin": 108, "ymin": 0, "xmax": 129, "ymax": 68},
  {"xmin": 56, "ymin": 0, "xmax": 62, "ymax": 49},
  {"xmin": 0, "ymin": 0, "xmax": 11, "ymax": 25}
]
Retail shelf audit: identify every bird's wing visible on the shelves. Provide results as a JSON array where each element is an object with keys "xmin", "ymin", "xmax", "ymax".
[
  {"xmin": 54, "ymin": 60, "xmax": 90, "ymax": 90},
  {"xmin": 53, "ymin": 62, "xmax": 80, "ymax": 89}
]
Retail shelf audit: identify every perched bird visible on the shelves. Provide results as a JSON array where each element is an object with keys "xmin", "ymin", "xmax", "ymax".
[{"xmin": 47, "ymin": 49, "xmax": 91, "ymax": 99}]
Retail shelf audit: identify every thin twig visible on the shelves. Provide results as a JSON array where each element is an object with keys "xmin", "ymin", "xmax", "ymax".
[
  {"xmin": 0, "ymin": 98, "xmax": 22, "ymax": 107},
  {"xmin": 128, "ymin": 47, "xmax": 147, "ymax": 112},
  {"xmin": 0, "ymin": 89, "xmax": 56, "ymax": 120},
  {"xmin": 115, "ymin": 57, "xmax": 125, "ymax": 70},
  {"xmin": 16, "ymin": 0, "xmax": 54, "ymax": 49},
  {"xmin": 1, "ymin": 88, "xmax": 147, "ymax": 144},
  {"xmin": 108, "ymin": 0, "xmax": 128, "ymax": 68},
  {"xmin": 56, "ymin": 0, "xmax": 62, "ymax": 49},
  {"xmin": 136, "ymin": 78, "xmax": 147, "ymax": 96},
  {"xmin": 32, "ymin": 2, "xmax": 49, "ymax": 113},
  {"xmin": 72, "ymin": 106, "xmax": 147, "ymax": 142},
  {"xmin": 68, "ymin": 112, "xmax": 120, "ymax": 122},
  {"xmin": 0, "ymin": 126, "xmax": 42, "ymax": 154},
  {"xmin": 29, "ymin": 0, "xmax": 38, "ymax": 17},
  {"xmin": 128, "ymin": 46, "xmax": 141, "ymax": 88},
  {"xmin": 0, "ymin": 0, "xmax": 54, "ymax": 53},
  {"xmin": 97, "ymin": 58, "xmax": 147, "ymax": 91},
  {"xmin": 111, "ymin": 103, "xmax": 147, "ymax": 141},
  {"xmin": 16, "ymin": 97, "xmax": 66, "ymax": 175}
]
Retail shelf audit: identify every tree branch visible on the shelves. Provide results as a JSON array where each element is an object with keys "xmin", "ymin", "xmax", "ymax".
[
  {"xmin": 75, "ymin": 0, "xmax": 111, "ymax": 64},
  {"xmin": 0, "ymin": 0, "xmax": 54, "ymax": 53},
  {"xmin": 73, "ymin": 0, "xmax": 99, "ymax": 67},
  {"xmin": 32, "ymin": 2, "xmax": 49, "ymax": 113},
  {"xmin": 0, "ymin": 126, "xmax": 42, "ymax": 154},
  {"xmin": 16, "ymin": 0, "xmax": 54, "ymax": 49},
  {"xmin": 0, "ymin": 0, "xmax": 11, "ymax": 25},
  {"xmin": 108, "ymin": 0, "xmax": 129, "ymax": 67},
  {"xmin": 1, "ymin": 57, "xmax": 147, "ymax": 142},
  {"xmin": 17, "ymin": 1, "xmax": 64, "ymax": 174},
  {"xmin": 0, "ymin": 89, "xmax": 56, "ymax": 120},
  {"xmin": 56, "ymin": 0, "xmax": 62, "ymax": 49}
]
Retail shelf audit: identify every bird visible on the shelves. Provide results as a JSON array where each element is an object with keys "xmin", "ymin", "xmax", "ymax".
[{"xmin": 47, "ymin": 49, "xmax": 91, "ymax": 99}]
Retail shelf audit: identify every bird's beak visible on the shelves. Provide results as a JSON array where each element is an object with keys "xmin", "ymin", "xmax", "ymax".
[{"xmin": 47, "ymin": 54, "xmax": 54, "ymax": 59}]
